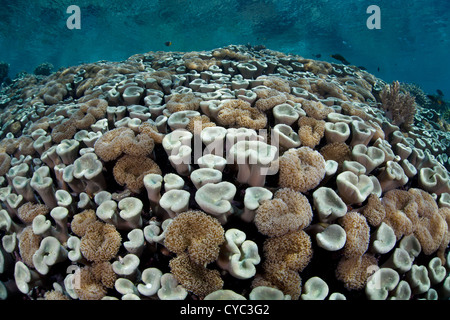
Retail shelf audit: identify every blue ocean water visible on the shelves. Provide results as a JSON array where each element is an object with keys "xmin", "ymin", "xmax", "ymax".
[{"xmin": 0, "ymin": 0, "xmax": 448, "ymax": 96}]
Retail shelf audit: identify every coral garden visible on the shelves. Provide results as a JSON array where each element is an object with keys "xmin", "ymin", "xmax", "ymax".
[{"xmin": 0, "ymin": 44, "xmax": 449, "ymax": 301}]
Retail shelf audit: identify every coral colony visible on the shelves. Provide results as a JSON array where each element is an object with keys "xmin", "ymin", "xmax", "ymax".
[{"xmin": 0, "ymin": 44, "xmax": 449, "ymax": 301}]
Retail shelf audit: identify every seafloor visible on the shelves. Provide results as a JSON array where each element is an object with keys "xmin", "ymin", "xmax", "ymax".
[{"xmin": 0, "ymin": 44, "xmax": 449, "ymax": 301}]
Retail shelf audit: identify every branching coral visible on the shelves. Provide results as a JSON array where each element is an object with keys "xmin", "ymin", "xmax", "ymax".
[{"xmin": 380, "ymin": 81, "xmax": 416, "ymax": 129}]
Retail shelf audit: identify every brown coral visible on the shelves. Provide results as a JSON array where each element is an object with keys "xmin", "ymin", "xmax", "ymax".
[
  {"xmin": 409, "ymin": 188, "xmax": 447, "ymax": 255},
  {"xmin": 184, "ymin": 57, "xmax": 217, "ymax": 72},
  {"xmin": 278, "ymin": 147, "xmax": 326, "ymax": 192},
  {"xmin": 335, "ymin": 253, "xmax": 378, "ymax": 291},
  {"xmin": 29, "ymin": 117, "xmax": 50, "ymax": 132},
  {"xmin": 259, "ymin": 76, "xmax": 290, "ymax": 93},
  {"xmin": 254, "ymin": 87, "xmax": 287, "ymax": 112},
  {"xmin": 437, "ymin": 207, "xmax": 450, "ymax": 264},
  {"xmin": 302, "ymin": 59, "xmax": 333, "ymax": 75},
  {"xmin": 381, "ymin": 189, "xmax": 418, "ymax": 240},
  {"xmin": 70, "ymin": 209, "xmax": 97, "ymax": 237},
  {"xmin": 409, "ymin": 188, "xmax": 438, "ymax": 219},
  {"xmin": 44, "ymin": 290, "xmax": 70, "ymax": 300},
  {"xmin": 122, "ymin": 132, "xmax": 155, "ymax": 158},
  {"xmin": 216, "ymin": 99, "xmax": 267, "ymax": 130},
  {"xmin": 298, "ymin": 116, "xmax": 326, "ymax": 148},
  {"xmin": 74, "ymin": 266, "xmax": 108, "ymax": 300},
  {"xmin": 362, "ymin": 194, "xmax": 386, "ymax": 227},
  {"xmin": 256, "ymin": 261, "xmax": 303, "ymax": 299},
  {"xmin": 15, "ymin": 136, "xmax": 35, "ymax": 156},
  {"xmin": 71, "ymin": 109, "xmax": 96, "ymax": 130},
  {"xmin": 42, "ymin": 81, "xmax": 68, "ymax": 105},
  {"xmin": 254, "ymin": 188, "xmax": 312, "ymax": 237},
  {"xmin": 17, "ymin": 202, "xmax": 50, "ymax": 224},
  {"xmin": 259, "ymin": 230, "xmax": 313, "ymax": 299},
  {"xmin": 169, "ymin": 252, "xmax": 223, "ymax": 298},
  {"xmin": 341, "ymin": 101, "xmax": 371, "ymax": 121},
  {"xmin": 310, "ymin": 79, "xmax": 348, "ymax": 101},
  {"xmin": 338, "ymin": 211, "xmax": 370, "ymax": 258},
  {"xmin": 138, "ymin": 122, "xmax": 165, "ymax": 144},
  {"xmin": 186, "ymin": 115, "xmax": 216, "ymax": 135},
  {"xmin": 113, "ymin": 155, "xmax": 162, "ymax": 193},
  {"xmin": 94, "ymin": 127, "xmax": 135, "ymax": 161},
  {"xmin": 263, "ymin": 230, "xmax": 313, "ymax": 272},
  {"xmin": 18, "ymin": 226, "xmax": 42, "ymax": 268},
  {"xmin": 90, "ymin": 261, "xmax": 117, "ymax": 289},
  {"xmin": 164, "ymin": 210, "xmax": 225, "ymax": 265},
  {"xmin": 299, "ymin": 98, "xmax": 334, "ymax": 120},
  {"xmin": 51, "ymin": 119, "xmax": 77, "ymax": 144},
  {"xmin": 319, "ymin": 142, "xmax": 352, "ymax": 170},
  {"xmin": 166, "ymin": 92, "xmax": 202, "ymax": 113},
  {"xmin": 82, "ymin": 98, "xmax": 108, "ymax": 119},
  {"xmin": 79, "ymin": 221, "xmax": 122, "ymax": 262},
  {"xmin": 380, "ymin": 80, "xmax": 416, "ymax": 129},
  {"xmin": 212, "ymin": 48, "xmax": 249, "ymax": 61},
  {"xmin": 0, "ymin": 137, "xmax": 18, "ymax": 155},
  {"xmin": 94, "ymin": 127, "xmax": 155, "ymax": 162},
  {"xmin": 0, "ymin": 152, "xmax": 11, "ymax": 176}
]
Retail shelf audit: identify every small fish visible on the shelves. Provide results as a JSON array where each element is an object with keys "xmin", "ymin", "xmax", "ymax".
[
  {"xmin": 165, "ymin": 41, "xmax": 172, "ymax": 47},
  {"xmin": 427, "ymin": 94, "xmax": 445, "ymax": 105},
  {"xmin": 437, "ymin": 89, "xmax": 444, "ymax": 96},
  {"xmin": 330, "ymin": 54, "xmax": 350, "ymax": 65},
  {"xmin": 377, "ymin": 67, "xmax": 380, "ymax": 72}
]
